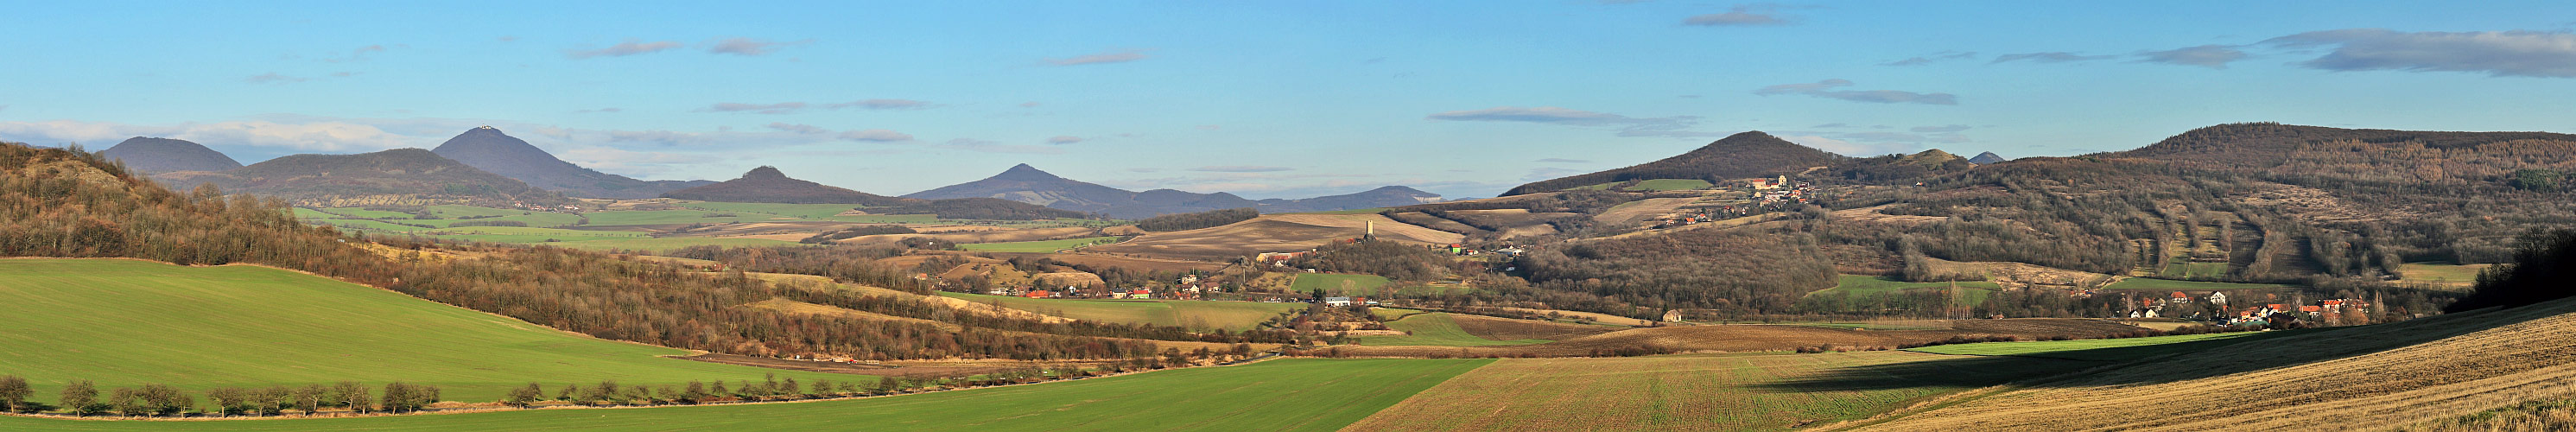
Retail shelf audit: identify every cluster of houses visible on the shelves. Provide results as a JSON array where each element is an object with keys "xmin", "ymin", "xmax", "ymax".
[
  {"xmin": 2126, "ymin": 290, "xmax": 2372, "ymax": 326},
  {"xmin": 1429, "ymin": 243, "xmax": 1523, "ymax": 257},
  {"xmin": 982, "ymin": 274, "xmax": 1225, "ymax": 301}
]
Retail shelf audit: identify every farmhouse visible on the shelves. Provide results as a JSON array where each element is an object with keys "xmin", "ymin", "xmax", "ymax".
[{"xmin": 1324, "ymin": 296, "xmax": 1353, "ymax": 307}]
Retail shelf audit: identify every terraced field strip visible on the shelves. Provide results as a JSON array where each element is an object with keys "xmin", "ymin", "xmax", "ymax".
[
  {"xmin": 0, "ymin": 259, "xmax": 866, "ymax": 403},
  {"xmin": 0, "ymin": 359, "xmax": 1491, "ymax": 432},
  {"xmin": 1345, "ymin": 352, "xmax": 2089, "ymax": 431}
]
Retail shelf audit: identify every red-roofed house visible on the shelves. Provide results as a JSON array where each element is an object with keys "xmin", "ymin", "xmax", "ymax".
[
  {"xmin": 1025, "ymin": 290, "xmax": 1053, "ymax": 299},
  {"xmin": 2300, "ymin": 305, "xmax": 2323, "ymax": 313}
]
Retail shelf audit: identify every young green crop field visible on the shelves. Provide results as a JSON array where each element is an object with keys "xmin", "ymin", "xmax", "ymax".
[
  {"xmin": 2099, "ymin": 277, "xmax": 2292, "ymax": 291},
  {"xmin": 934, "ymin": 292, "xmax": 1300, "ymax": 331},
  {"xmin": 1291, "ymin": 273, "xmax": 1392, "ymax": 293},
  {"xmin": 0, "ymin": 259, "xmax": 866, "ymax": 403},
  {"xmin": 1903, "ymin": 330, "xmax": 2304, "ymax": 361},
  {"xmin": 669, "ymin": 202, "xmax": 864, "ymax": 219},
  {"xmin": 1358, "ymin": 313, "xmax": 1551, "ymax": 346},
  {"xmin": 0, "ymin": 359, "xmax": 1492, "ymax": 432},
  {"xmin": 1342, "ymin": 352, "xmax": 2091, "ymax": 431},
  {"xmin": 957, "ymin": 236, "xmax": 1121, "ymax": 252}
]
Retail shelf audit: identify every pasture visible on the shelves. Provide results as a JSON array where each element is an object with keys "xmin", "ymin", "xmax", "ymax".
[
  {"xmin": 0, "ymin": 259, "xmax": 865, "ymax": 403},
  {"xmin": 2396, "ymin": 262, "xmax": 2491, "ymax": 287},
  {"xmin": 2099, "ymin": 277, "xmax": 2291, "ymax": 291},
  {"xmin": 1358, "ymin": 312, "xmax": 1553, "ymax": 346},
  {"xmin": 957, "ymin": 236, "xmax": 1122, "ymax": 253},
  {"xmin": 1290, "ymin": 273, "xmax": 1393, "ymax": 294},
  {"xmin": 0, "ymin": 359, "xmax": 1492, "ymax": 432},
  {"xmin": 1343, "ymin": 352, "xmax": 2089, "ymax": 431},
  {"xmin": 934, "ymin": 292, "xmax": 1301, "ymax": 331}
]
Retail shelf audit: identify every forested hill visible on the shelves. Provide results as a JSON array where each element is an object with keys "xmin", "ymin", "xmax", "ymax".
[
  {"xmin": 2110, "ymin": 122, "xmax": 2576, "ymax": 169},
  {"xmin": 431, "ymin": 126, "xmax": 714, "ymax": 199},
  {"xmin": 95, "ymin": 137, "xmax": 243, "ymax": 174},
  {"xmin": 150, "ymin": 148, "xmax": 569, "ymax": 206},
  {"xmin": 660, "ymin": 166, "xmax": 917, "ymax": 206},
  {"xmin": 1505, "ymin": 131, "xmax": 1844, "ymax": 195}
]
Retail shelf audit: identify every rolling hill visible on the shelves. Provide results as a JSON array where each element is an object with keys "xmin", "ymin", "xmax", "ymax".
[
  {"xmin": 907, "ymin": 164, "xmax": 1441, "ymax": 219},
  {"xmin": 431, "ymin": 126, "xmax": 713, "ymax": 199},
  {"xmin": 94, "ymin": 137, "xmax": 242, "ymax": 174},
  {"xmin": 152, "ymin": 148, "xmax": 569, "ymax": 206},
  {"xmin": 904, "ymin": 163, "xmax": 1257, "ymax": 219},
  {"xmin": 1255, "ymin": 186, "xmax": 1444, "ymax": 213},
  {"xmin": 661, "ymin": 166, "xmax": 916, "ymax": 206},
  {"xmin": 1966, "ymin": 151, "xmax": 2006, "ymax": 164},
  {"xmin": 1505, "ymin": 130, "xmax": 1845, "ymax": 195}
]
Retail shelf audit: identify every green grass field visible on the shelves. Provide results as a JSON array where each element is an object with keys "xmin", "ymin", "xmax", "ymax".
[
  {"xmin": 1358, "ymin": 313, "xmax": 1551, "ymax": 346},
  {"xmin": 2100, "ymin": 277, "xmax": 2291, "ymax": 291},
  {"xmin": 0, "ymin": 259, "xmax": 866, "ymax": 403},
  {"xmin": 1291, "ymin": 273, "xmax": 1393, "ymax": 294},
  {"xmin": 934, "ymin": 293, "xmax": 1299, "ymax": 331},
  {"xmin": 1342, "ymin": 352, "xmax": 2090, "ymax": 431},
  {"xmin": 670, "ymin": 202, "xmax": 863, "ymax": 219},
  {"xmin": 316, "ymin": 207, "xmax": 414, "ymax": 219},
  {"xmin": 958, "ymin": 236, "xmax": 1121, "ymax": 253},
  {"xmin": 1905, "ymin": 330, "xmax": 2300, "ymax": 361},
  {"xmin": 2396, "ymin": 262, "xmax": 2491, "ymax": 286},
  {"xmin": 2160, "ymin": 262, "xmax": 2230, "ymax": 279},
  {"xmin": 1626, "ymin": 179, "xmax": 1713, "ymax": 191},
  {"xmin": 579, "ymin": 209, "xmax": 784, "ymax": 226},
  {"xmin": 0, "ymin": 359, "xmax": 1491, "ymax": 432},
  {"xmin": 1809, "ymin": 275, "xmax": 2001, "ymax": 305}
]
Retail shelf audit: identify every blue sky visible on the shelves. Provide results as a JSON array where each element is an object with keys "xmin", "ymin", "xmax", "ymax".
[{"xmin": 5, "ymin": 1, "xmax": 2574, "ymax": 199}]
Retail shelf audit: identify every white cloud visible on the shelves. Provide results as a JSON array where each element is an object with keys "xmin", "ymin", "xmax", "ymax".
[
  {"xmin": 838, "ymin": 129, "xmax": 912, "ymax": 142},
  {"xmin": 766, "ymin": 123, "xmax": 829, "ymax": 134},
  {"xmin": 564, "ymin": 39, "xmax": 684, "ymax": 59},
  {"xmin": 1044, "ymin": 49, "xmax": 1150, "ymax": 66},
  {"xmin": 822, "ymin": 98, "xmax": 932, "ymax": 110},
  {"xmin": 0, "ymin": 119, "xmax": 417, "ymax": 152},
  {"xmin": 2266, "ymin": 29, "xmax": 2576, "ymax": 78},
  {"xmin": 2136, "ymin": 44, "xmax": 2248, "ymax": 69},
  {"xmin": 1991, "ymin": 52, "xmax": 2115, "ymax": 64},
  {"xmin": 706, "ymin": 37, "xmax": 813, "ymax": 56},
  {"xmin": 701, "ymin": 102, "xmax": 808, "ymax": 114},
  {"xmin": 1046, "ymin": 136, "xmax": 1083, "ymax": 144},
  {"xmin": 1754, "ymin": 79, "xmax": 1958, "ymax": 105},
  {"xmin": 1426, "ymin": 105, "xmax": 1713, "ymax": 137},
  {"xmin": 1684, "ymin": 4, "xmax": 1797, "ymax": 26},
  {"xmin": 1191, "ymin": 165, "xmax": 1292, "ymax": 173}
]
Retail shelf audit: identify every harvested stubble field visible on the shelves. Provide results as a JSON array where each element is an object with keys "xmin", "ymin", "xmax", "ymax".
[
  {"xmin": 1317, "ymin": 318, "xmax": 2146, "ymax": 357},
  {"xmin": 1849, "ymin": 296, "xmax": 2576, "ymax": 430},
  {"xmin": 933, "ymin": 292, "xmax": 1301, "ymax": 331},
  {"xmin": 1344, "ymin": 352, "xmax": 2091, "ymax": 431}
]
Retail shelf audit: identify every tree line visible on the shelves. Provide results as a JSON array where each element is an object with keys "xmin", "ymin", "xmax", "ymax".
[
  {"xmin": 0, "ymin": 376, "xmax": 435, "ymax": 417},
  {"xmin": 1133, "ymin": 207, "xmax": 1257, "ymax": 232}
]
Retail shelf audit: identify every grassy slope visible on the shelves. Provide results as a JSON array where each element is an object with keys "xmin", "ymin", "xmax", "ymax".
[
  {"xmin": 1358, "ymin": 313, "xmax": 1551, "ymax": 346},
  {"xmin": 934, "ymin": 292, "xmax": 1299, "ymax": 331},
  {"xmin": 957, "ymin": 236, "xmax": 1121, "ymax": 253},
  {"xmin": 1290, "ymin": 273, "xmax": 1392, "ymax": 293},
  {"xmin": 0, "ymin": 359, "xmax": 1491, "ymax": 432},
  {"xmin": 2397, "ymin": 262, "xmax": 2491, "ymax": 286},
  {"xmin": 1344, "ymin": 352, "xmax": 2089, "ymax": 432},
  {"xmin": 1903, "ymin": 331, "xmax": 2292, "ymax": 361},
  {"xmin": 1857, "ymin": 297, "xmax": 2576, "ymax": 430},
  {"xmin": 0, "ymin": 259, "xmax": 864, "ymax": 403},
  {"xmin": 1627, "ymin": 179, "xmax": 1714, "ymax": 191},
  {"xmin": 1810, "ymin": 275, "xmax": 2001, "ymax": 305},
  {"xmin": 2099, "ymin": 277, "xmax": 2289, "ymax": 291}
]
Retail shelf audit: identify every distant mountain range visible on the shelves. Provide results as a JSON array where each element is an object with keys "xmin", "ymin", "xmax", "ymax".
[
  {"xmin": 1967, "ymin": 151, "xmax": 2007, "ymax": 164},
  {"xmin": 661, "ymin": 166, "xmax": 915, "ymax": 206},
  {"xmin": 155, "ymin": 148, "xmax": 568, "ymax": 206},
  {"xmin": 431, "ymin": 127, "xmax": 713, "ymax": 199},
  {"xmin": 1505, "ymin": 131, "xmax": 1844, "ymax": 195},
  {"xmin": 901, "ymin": 164, "xmax": 1441, "ymax": 219},
  {"xmin": 96, "ymin": 137, "xmax": 243, "ymax": 174}
]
